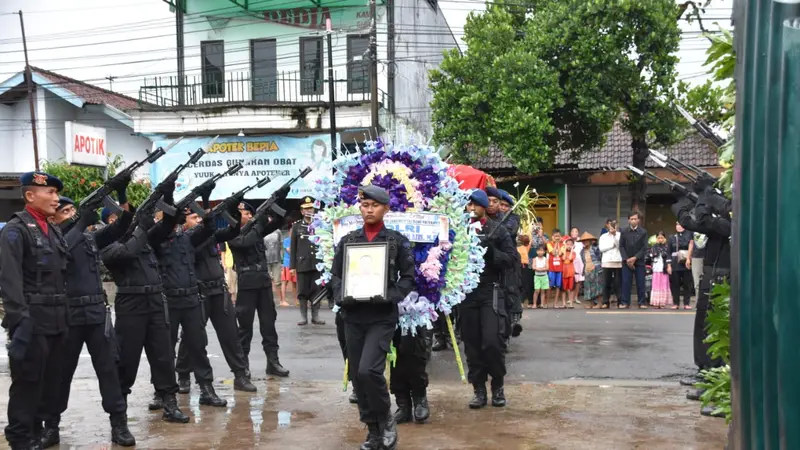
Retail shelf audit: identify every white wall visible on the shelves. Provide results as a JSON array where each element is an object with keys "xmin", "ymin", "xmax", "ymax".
[
  {"xmin": 43, "ymin": 91, "xmax": 74, "ymax": 162},
  {"xmin": 568, "ymin": 183, "xmax": 674, "ymax": 235},
  {"xmin": 0, "ymin": 94, "xmax": 40, "ymax": 173}
]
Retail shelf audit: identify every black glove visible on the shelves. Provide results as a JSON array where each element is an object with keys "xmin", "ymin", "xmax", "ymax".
[
  {"xmin": 108, "ymin": 172, "xmax": 132, "ymax": 193},
  {"xmin": 369, "ymin": 295, "xmax": 387, "ymax": 304},
  {"xmin": 198, "ymin": 181, "xmax": 216, "ymax": 202},
  {"xmin": 274, "ymin": 184, "xmax": 291, "ymax": 200},
  {"xmin": 138, "ymin": 211, "xmax": 155, "ymax": 230},
  {"xmin": 670, "ymin": 184, "xmax": 687, "ymax": 201},
  {"xmin": 158, "ymin": 178, "xmax": 177, "ymax": 204},
  {"xmin": 77, "ymin": 205, "xmax": 99, "ymax": 227},
  {"xmin": 7, "ymin": 318, "xmax": 33, "ymax": 361},
  {"xmin": 693, "ymin": 176, "xmax": 716, "ymax": 195},
  {"xmin": 699, "ymin": 191, "xmax": 731, "ymax": 216},
  {"xmin": 342, "ymin": 296, "xmax": 357, "ymax": 307}
]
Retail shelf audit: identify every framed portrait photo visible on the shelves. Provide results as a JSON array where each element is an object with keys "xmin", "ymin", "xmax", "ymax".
[{"xmin": 342, "ymin": 242, "xmax": 389, "ymax": 301}]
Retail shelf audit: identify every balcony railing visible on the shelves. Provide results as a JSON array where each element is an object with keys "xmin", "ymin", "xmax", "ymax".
[{"xmin": 138, "ymin": 70, "xmax": 387, "ymax": 108}]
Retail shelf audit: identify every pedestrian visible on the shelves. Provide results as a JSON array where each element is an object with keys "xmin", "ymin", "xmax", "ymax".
[
  {"xmin": 228, "ymin": 192, "xmax": 291, "ymax": 379},
  {"xmin": 598, "ymin": 219, "xmax": 622, "ymax": 309},
  {"xmin": 461, "ymin": 189, "xmax": 516, "ymax": 410},
  {"xmin": 668, "ymin": 222, "xmax": 695, "ymax": 310},
  {"xmin": 647, "ymin": 231, "xmax": 673, "ymax": 309},
  {"xmin": 175, "ymin": 203, "xmax": 257, "ymax": 393},
  {"xmin": 0, "ymin": 172, "xmax": 71, "ymax": 450},
  {"xmin": 281, "ymin": 232, "xmax": 296, "ymax": 303},
  {"xmin": 291, "ymin": 197, "xmax": 325, "ymax": 326},
  {"xmin": 578, "ymin": 232, "xmax": 604, "ymax": 308},
  {"xmin": 517, "ymin": 235, "xmax": 534, "ymax": 308},
  {"xmin": 47, "ymin": 188, "xmax": 136, "ymax": 447},
  {"xmin": 619, "ymin": 212, "xmax": 648, "ymax": 309},
  {"xmin": 330, "ymin": 184, "xmax": 415, "ymax": 450},
  {"xmin": 561, "ymin": 238, "xmax": 577, "ymax": 309},
  {"xmin": 547, "ymin": 229, "xmax": 564, "ymax": 307},
  {"xmin": 263, "ymin": 227, "xmax": 286, "ymax": 306},
  {"xmin": 101, "ymin": 179, "xmax": 189, "ymax": 424},
  {"xmin": 531, "ymin": 245, "xmax": 549, "ymax": 308}
]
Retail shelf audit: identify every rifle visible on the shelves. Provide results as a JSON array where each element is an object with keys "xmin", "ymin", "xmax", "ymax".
[
  {"xmin": 241, "ymin": 167, "xmax": 313, "ymax": 235},
  {"xmin": 676, "ymin": 105, "xmax": 727, "ymax": 149},
  {"xmin": 175, "ymin": 162, "xmax": 243, "ymax": 216},
  {"xmin": 628, "ymin": 166, "xmax": 698, "ymax": 202},
  {"xmin": 648, "ymin": 148, "xmax": 723, "ymax": 196},
  {"xmin": 206, "ymin": 176, "xmax": 271, "ymax": 227}
]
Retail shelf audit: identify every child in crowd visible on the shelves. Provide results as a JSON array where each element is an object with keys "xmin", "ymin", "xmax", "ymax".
[
  {"xmin": 561, "ymin": 238, "xmax": 577, "ymax": 308},
  {"xmin": 647, "ymin": 231, "xmax": 673, "ymax": 309},
  {"xmin": 532, "ymin": 245, "xmax": 549, "ymax": 308},
  {"xmin": 547, "ymin": 229, "xmax": 564, "ymax": 307},
  {"xmin": 282, "ymin": 234, "xmax": 296, "ymax": 302}
]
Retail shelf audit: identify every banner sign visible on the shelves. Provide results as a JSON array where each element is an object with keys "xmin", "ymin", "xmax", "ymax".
[
  {"xmin": 149, "ymin": 134, "xmax": 333, "ymax": 201},
  {"xmin": 333, "ymin": 212, "xmax": 450, "ymax": 245},
  {"xmin": 65, "ymin": 122, "xmax": 107, "ymax": 167}
]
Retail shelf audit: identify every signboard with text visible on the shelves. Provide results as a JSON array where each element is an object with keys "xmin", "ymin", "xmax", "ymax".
[
  {"xmin": 333, "ymin": 212, "xmax": 450, "ymax": 245},
  {"xmin": 65, "ymin": 122, "xmax": 107, "ymax": 167},
  {"xmin": 149, "ymin": 134, "xmax": 334, "ymax": 201}
]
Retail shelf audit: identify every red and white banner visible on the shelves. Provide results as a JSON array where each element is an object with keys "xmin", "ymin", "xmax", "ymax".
[{"xmin": 65, "ymin": 122, "xmax": 107, "ymax": 167}]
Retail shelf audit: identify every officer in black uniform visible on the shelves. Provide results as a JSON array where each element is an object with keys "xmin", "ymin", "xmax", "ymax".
[
  {"xmin": 1, "ymin": 172, "xmax": 68, "ymax": 450},
  {"xmin": 228, "ymin": 190, "xmax": 290, "ymax": 378},
  {"xmin": 462, "ymin": 189, "xmax": 516, "ymax": 409},
  {"xmin": 44, "ymin": 191, "xmax": 136, "ymax": 447},
  {"xmin": 175, "ymin": 203, "xmax": 257, "ymax": 393},
  {"xmin": 153, "ymin": 204, "xmax": 226, "ymax": 408},
  {"xmin": 671, "ymin": 180, "xmax": 730, "ymax": 394},
  {"xmin": 291, "ymin": 196, "xmax": 325, "ymax": 326},
  {"xmin": 330, "ymin": 185, "xmax": 415, "ymax": 450},
  {"xmin": 101, "ymin": 179, "xmax": 189, "ymax": 424},
  {"xmin": 390, "ymin": 326, "xmax": 431, "ymax": 425}
]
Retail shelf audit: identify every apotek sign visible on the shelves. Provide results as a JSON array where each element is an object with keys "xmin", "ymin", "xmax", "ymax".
[{"xmin": 65, "ymin": 122, "xmax": 107, "ymax": 167}]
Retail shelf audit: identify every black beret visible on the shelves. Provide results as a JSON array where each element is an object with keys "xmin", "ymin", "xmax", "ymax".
[
  {"xmin": 238, "ymin": 201, "xmax": 255, "ymax": 213},
  {"xmin": 358, "ymin": 185, "xmax": 390, "ymax": 205},
  {"xmin": 57, "ymin": 196, "xmax": 74, "ymax": 210},
  {"xmin": 469, "ymin": 190, "xmax": 489, "ymax": 209},
  {"xmin": 498, "ymin": 189, "xmax": 514, "ymax": 205},
  {"xmin": 485, "ymin": 186, "xmax": 502, "ymax": 199},
  {"xmin": 20, "ymin": 171, "xmax": 63, "ymax": 191}
]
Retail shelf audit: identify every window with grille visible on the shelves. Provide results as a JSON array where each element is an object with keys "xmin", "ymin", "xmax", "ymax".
[
  {"xmin": 201, "ymin": 40, "xmax": 224, "ymax": 98},
  {"xmin": 300, "ymin": 37, "xmax": 324, "ymax": 96},
  {"xmin": 347, "ymin": 35, "xmax": 370, "ymax": 95}
]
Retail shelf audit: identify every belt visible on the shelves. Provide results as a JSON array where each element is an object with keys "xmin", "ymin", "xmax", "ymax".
[
  {"xmin": 237, "ymin": 264, "xmax": 265, "ymax": 273},
  {"xmin": 68, "ymin": 294, "xmax": 106, "ymax": 306},
  {"xmin": 116, "ymin": 285, "xmax": 163, "ymax": 295},
  {"xmin": 198, "ymin": 279, "xmax": 224, "ymax": 289},
  {"xmin": 25, "ymin": 294, "xmax": 67, "ymax": 305},
  {"xmin": 164, "ymin": 286, "xmax": 199, "ymax": 297}
]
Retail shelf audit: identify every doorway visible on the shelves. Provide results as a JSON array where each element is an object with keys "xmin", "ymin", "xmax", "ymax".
[{"xmin": 251, "ymin": 39, "xmax": 277, "ymax": 101}]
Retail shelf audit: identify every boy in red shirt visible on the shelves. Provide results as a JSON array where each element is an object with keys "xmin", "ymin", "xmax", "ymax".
[{"xmin": 546, "ymin": 229, "xmax": 563, "ymax": 308}]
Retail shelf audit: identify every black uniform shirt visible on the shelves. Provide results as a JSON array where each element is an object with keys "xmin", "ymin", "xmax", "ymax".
[
  {"xmin": 475, "ymin": 218, "xmax": 517, "ymax": 286},
  {"xmin": 194, "ymin": 225, "xmax": 240, "ymax": 296},
  {"xmin": 155, "ymin": 223, "xmax": 213, "ymax": 309},
  {"xmin": 672, "ymin": 195, "xmax": 731, "ymax": 271},
  {"xmin": 290, "ymin": 220, "xmax": 318, "ymax": 273},
  {"xmin": 228, "ymin": 215, "xmax": 282, "ymax": 291}
]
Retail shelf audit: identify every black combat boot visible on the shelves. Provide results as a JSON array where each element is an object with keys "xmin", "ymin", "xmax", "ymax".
[
  {"xmin": 393, "ymin": 393, "xmax": 413, "ymax": 424},
  {"xmin": 380, "ymin": 414, "xmax": 398, "ymax": 450},
  {"xmin": 40, "ymin": 419, "xmax": 59, "ymax": 448},
  {"xmin": 412, "ymin": 391, "xmax": 430, "ymax": 423},
  {"xmin": 109, "ymin": 413, "xmax": 136, "ymax": 447},
  {"xmin": 468, "ymin": 384, "xmax": 488, "ymax": 409},
  {"xmin": 687, "ymin": 388, "xmax": 705, "ymax": 401},
  {"xmin": 491, "ymin": 378, "xmax": 506, "ymax": 407},
  {"xmin": 359, "ymin": 423, "xmax": 382, "ymax": 450},
  {"xmin": 199, "ymin": 382, "xmax": 228, "ymax": 407},
  {"xmin": 511, "ymin": 314, "xmax": 523, "ymax": 337},
  {"xmin": 29, "ymin": 439, "xmax": 43, "ymax": 450},
  {"xmin": 266, "ymin": 351, "xmax": 290, "ymax": 377},
  {"xmin": 348, "ymin": 390, "xmax": 359, "ymax": 404},
  {"xmin": 161, "ymin": 394, "xmax": 190, "ymax": 423},
  {"xmin": 680, "ymin": 372, "xmax": 703, "ymax": 386},
  {"xmin": 701, "ymin": 405, "xmax": 725, "ymax": 418},
  {"xmin": 431, "ymin": 333, "xmax": 447, "ymax": 351},
  {"xmin": 178, "ymin": 376, "xmax": 191, "ymax": 394},
  {"xmin": 234, "ymin": 371, "xmax": 257, "ymax": 392},
  {"xmin": 148, "ymin": 392, "xmax": 164, "ymax": 410}
]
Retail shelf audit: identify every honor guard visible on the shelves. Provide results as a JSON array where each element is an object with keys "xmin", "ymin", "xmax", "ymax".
[
  {"xmin": 100, "ymin": 178, "xmax": 190, "ymax": 423},
  {"xmin": 291, "ymin": 196, "xmax": 325, "ymax": 326},
  {"xmin": 462, "ymin": 190, "xmax": 516, "ymax": 409},
  {"xmin": 0, "ymin": 172, "xmax": 69, "ymax": 450},
  {"xmin": 228, "ymin": 189, "xmax": 290, "ymax": 379},
  {"xmin": 175, "ymin": 201, "xmax": 257, "ymax": 393},
  {"xmin": 330, "ymin": 184, "xmax": 416, "ymax": 450},
  {"xmin": 46, "ymin": 183, "xmax": 136, "ymax": 447}
]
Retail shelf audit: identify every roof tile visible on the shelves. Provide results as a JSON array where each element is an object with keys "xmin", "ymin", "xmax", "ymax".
[{"xmin": 31, "ymin": 66, "xmax": 141, "ymax": 111}]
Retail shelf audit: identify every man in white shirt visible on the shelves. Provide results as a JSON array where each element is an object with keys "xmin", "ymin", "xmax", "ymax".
[{"xmin": 598, "ymin": 219, "xmax": 622, "ymax": 308}]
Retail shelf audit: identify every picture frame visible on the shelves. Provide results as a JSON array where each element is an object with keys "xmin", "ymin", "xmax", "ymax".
[{"xmin": 342, "ymin": 242, "xmax": 389, "ymax": 302}]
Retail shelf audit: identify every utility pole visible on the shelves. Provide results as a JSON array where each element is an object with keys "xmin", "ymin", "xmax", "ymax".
[
  {"xmin": 326, "ymin": 18, "xmax": 338, "ymax": 159},
  {"xmin": 105, "ymin": 75, "xmax": 117, "ymax": 91},
  {"xmin": 176, "ymin": 0, "xmax": 186, "ymax": 106},
  {"xmin": 369, "ymin": 0, "xmax": 379, "ymax": 138},
  {"xmin": 17, "ymin": 11, "xmax": 40, "ymax": 171}
]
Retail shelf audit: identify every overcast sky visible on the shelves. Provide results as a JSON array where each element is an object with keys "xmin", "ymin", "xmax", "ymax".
[{"xmin": 0, "ymin": 0, "xmax": 733, "ymax": 104}]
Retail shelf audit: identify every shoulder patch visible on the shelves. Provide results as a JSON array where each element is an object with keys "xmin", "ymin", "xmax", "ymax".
[{"xmin": 5, "ymin": 227, "xmax": 19, "ymax": 243}]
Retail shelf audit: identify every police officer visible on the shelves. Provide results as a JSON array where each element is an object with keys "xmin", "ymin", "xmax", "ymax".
[
  {"xmin": 390, "ymin": 327, "xmax": 431, "ymax": 425},
  {"xmin": 153, "ymin": 205, "xmax": 226, "ymax": 408},
  {"xmin": 291, "ymin": 196, "xmax": 325, "ymax": 326},
  {"xmin": 101, "ymin": 180, "xmax": 190, "ymax": 423},
  {"xmin": 330, "ymin": 185, "xmax": 415, "ymax": 450},
  {"xmin": 0, "ymin": 172, "xmax": 69, "ymax": 450},
  {"xmin": 485, "ymin": 188, "xmax": 523, "ymax": 341},
  {"xmin": 175, "ymin": 203, "xmax": 257, "ymax": 393},
  {"xmin": 44, "ymin": 191, "xmax": 136, "ymax": 447},
  {"xmin": 462, "ymin": 189, "xmax": 516, "ymax": 409},
  {"xmin": 228, "ymin": 190, "xmax": 290, "ymax": 378}
]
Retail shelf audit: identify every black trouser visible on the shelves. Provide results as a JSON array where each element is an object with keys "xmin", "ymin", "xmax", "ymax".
[
  {"xmin": 297, "ymin": 270, "xmax": 321, "ymax": 321},
  {"xmin": 670, "ymin": 269, "xmax": 693, "ymax": 307},
  {"xmin": 168, "ymin": 304, "xmax": 214, "ymax": 383},
  {"xmin": 694, "ymin": 266, "xmax": 725, "ymax": 371},
  {"xmin": 5, "ymin": 332, "xmax": 67, "ymax": 447},
  {"xmin": 461, "ymin": 284, "xmax": 507, "ymax": 385},
  {"xmin": 55, "ymin": 322, "xmax": 125, "ymax": 422},
  {"xmin": 176, "ymin": 291, "xmax": 247, "ymax": 378},
  {"xmin": 236, "ymin": 287, "xmax": 279, "ymax": 366},
  {"xmin": 389, "ymin": 327, "xmax": 430, "ymax": 396},
  {"xmin": 115, "ymin": 311, "xmax": 178, "ymax": 398},
  {"xmin": 335, "ymin": 312, "xmax": 347, "ymax": 362},
  {"xmin": 345, "ymin": 319, "xmax": 396, "ymax": 424},
  {"xmin": 602, "ymin": 267, "xmax": 622, "ymax": 306},
  {"xmin": 521, "ymin": 267, "xmax": 534, "ymax": 304}
]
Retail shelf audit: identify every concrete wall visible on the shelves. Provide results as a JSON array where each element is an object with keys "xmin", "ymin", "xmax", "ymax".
[
  {"xmin": 568, "ymin": 183, "xmax": 674, "ymax": 236},
  {"xmin": 43, "ymin": 91, "xmax": 74, "ymax": 162},
  {"xmin": 0, "ymin": 93, "xmax": 40, "ymax": 173}
]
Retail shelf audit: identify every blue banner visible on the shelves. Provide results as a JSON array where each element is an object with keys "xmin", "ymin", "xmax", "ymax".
[{"xmin": 149, "ymin": 134, "xmax": 334, "ymax": 201}]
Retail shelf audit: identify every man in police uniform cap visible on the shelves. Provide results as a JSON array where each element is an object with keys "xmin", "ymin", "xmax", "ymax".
[
  {"xmin": 0, "ymin": 171, "xmax": 69, "ymax": 450},
  {"xmin": 45, "ymin": 185, "xmax": 137, "ymax": 447},
  {"xmin": 290, "ymin": 196, "xmax": 325, "ymax": 326},
  {"xmin": 330, "ymin": 184, "xmax": 415, "ymax": 450}
]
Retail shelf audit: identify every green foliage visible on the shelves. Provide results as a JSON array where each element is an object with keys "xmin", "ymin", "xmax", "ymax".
[
  {"xmin": 698, "ymin": 365, "xmax": 733, "ymax": 424},
  {"xmin": 704, "ymin": 280, "xmax": 731, "ymax": 364},
  {"xmin": 42, "ymin": 154, "xmax": 151, "ymax": 207},
  {"xmin": 677, "ymin": 80, "xmax": 730, "ymax": 128}
]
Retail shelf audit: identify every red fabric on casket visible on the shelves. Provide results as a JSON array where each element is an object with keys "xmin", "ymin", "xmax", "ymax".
[{"xmin": 446, "ymin": 165, "xmax": 496, "ymax": 190}]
